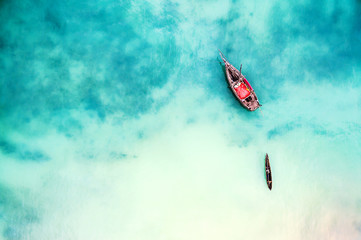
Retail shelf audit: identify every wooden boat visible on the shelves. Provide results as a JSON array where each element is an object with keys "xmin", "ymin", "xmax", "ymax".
[
  {"xmin": 219, "ymin": 50, "xmax": 261, "ymax": 111},
  {"xmin": 265, "ymin": 153, "xmax": 272, "ymax": 190}
]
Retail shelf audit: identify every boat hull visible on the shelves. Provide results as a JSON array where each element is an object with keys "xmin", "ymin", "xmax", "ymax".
[
  {"xmin": 265, "ymin": 154, "xmax": 272, "ymax": 190},
  {"xmin": 219, "ymin": 52, "xmax": 261, "ymax": 111}
]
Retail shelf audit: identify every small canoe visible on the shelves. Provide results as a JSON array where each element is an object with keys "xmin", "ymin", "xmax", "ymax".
[
  {"xmin": 219, "ymin": 50, "xmax": 261, "ymax": 111},
  {"xmin": 265, "ymin": 153, "xmax": 272, "ymax": 190}
]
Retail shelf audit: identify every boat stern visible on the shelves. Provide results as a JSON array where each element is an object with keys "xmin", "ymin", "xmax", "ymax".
[{"xmin": 242, "ymin": 94, "xmax": 261, "ymax": 111}]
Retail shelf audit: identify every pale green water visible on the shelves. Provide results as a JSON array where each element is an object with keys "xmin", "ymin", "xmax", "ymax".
[{"xmin": 0, "ymin": 0, "xmax": 361, "ymax": 239}]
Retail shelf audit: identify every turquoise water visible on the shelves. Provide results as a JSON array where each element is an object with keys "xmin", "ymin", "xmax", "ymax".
[{"xmin": 1, "ymin": 0, "xmax": 361, "ymax": 239}]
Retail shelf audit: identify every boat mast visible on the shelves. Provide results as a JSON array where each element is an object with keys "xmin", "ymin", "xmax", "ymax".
[{"xmin": 218, "ymin": 49, "xmax": 228, "ymax": 63}]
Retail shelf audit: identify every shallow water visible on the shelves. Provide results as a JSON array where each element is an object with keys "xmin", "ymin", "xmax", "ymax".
[{"xmin": 1, "ymin": 0, "xmax": 361, "ymax": 239}]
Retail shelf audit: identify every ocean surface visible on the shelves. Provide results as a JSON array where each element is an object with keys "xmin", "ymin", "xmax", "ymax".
[{"xmin": 1, "ymin": 0, "xmax": 361, "ymax": 239}]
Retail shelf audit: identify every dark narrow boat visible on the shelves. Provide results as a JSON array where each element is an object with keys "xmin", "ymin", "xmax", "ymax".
[
  {"xmin": 219, "ymin": 50, "xmax": 261, "ymax": 111},
  {"xmin": 265, "ymin": 153, "xmax": 272, "ymax": 190}
]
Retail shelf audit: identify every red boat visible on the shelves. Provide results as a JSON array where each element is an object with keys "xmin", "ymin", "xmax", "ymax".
[{"xmin": 219, "ymin": 50, "xmax": 261, "ymax": 111}]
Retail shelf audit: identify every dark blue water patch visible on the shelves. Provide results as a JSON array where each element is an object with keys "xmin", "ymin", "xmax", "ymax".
[
  {"xmin": 3, "ymin": 227, "xmax": 19, "ymax": 240},
  {"xmin": 83, "ymin": 90, "xmax": 106, "ymax": 120},
  {"xmin": 109, "ymin": 151, "xmax": 128, "ymax": 160},
  {"xmin": 0, "ymin": 0, "xmax": 182, "ymax": 136},
  {"xmin": 267, "ymin": 121, "xmax": 354, "ymax": 140},
  {"xmin": 137, "ymin": 130, "xmax": 144, "ymax": 140},
  {"xmin": 0, "ymin": 139, "xmax": 16, "ymax": 154},
  {"xmin": 83, "ymin": 151, "xmax": 130, "ymax": 161},
  {"xmin": 19, "ymin": 150, "xmax": 49, "ymax": 161},
  {"xmin": 0, "ymin": 138, "xmax": 49, "ymax": 162},
  {"xmin": 44, "ymin": 6, "xmax": 66, "ymax": 33},
  {"xmin": 0, "ymin": 184, "xmax": 39, "ymax": 240},
  {"xmin": 355, "ymin": 2, "xmax": 361, "ymax": 28},
  {"xmin": 267, "ymin": 121, "xmax": 302, "ymax": 139},
  {"xmin": 312, "ymin": 125, "xmax": 332, "ymax": 136},
  {"xmin": 0, "ymin": 36, "xmax": 5, "ymax": 50},
  {"xmin": 267, "ymin": 1, "xmax": 361, "ymax": 82}
]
